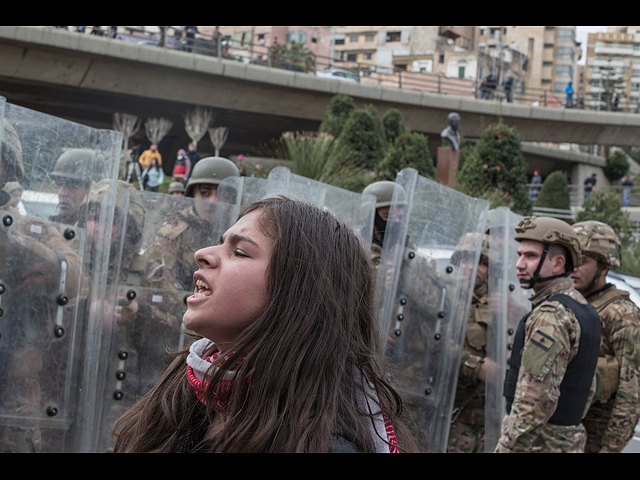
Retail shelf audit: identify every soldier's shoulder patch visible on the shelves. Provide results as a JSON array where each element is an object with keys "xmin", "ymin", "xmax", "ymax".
[
  {"xmin": 531, "ymin": 329, "xmax": 555, "ymax": 352},
  {"xmin": 522, "ymin": 328, "xmax": 562, "ymax": 380}
]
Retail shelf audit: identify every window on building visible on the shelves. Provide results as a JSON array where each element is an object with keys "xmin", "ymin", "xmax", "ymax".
[
  {"xmin": 558, "ymin": 29, "xmax": 574, "ymax": 42},
  {"xmin": 386, "ymin": 31, "xmax": 402, "ymax": 42},
  {"xmin": 557, "ymin": 46, "xmax": 574, "ymax": 60},
  {"xmin": 350, "ymin": 35, "xmax": 359, "ymax": 43},
  {"xmin": 287, "ymin": 30, "xmax": 307, "ymax": 45},
  {"xmin": 365, "ymin": 34, "xmax": 375, "ymax": 42},
  {"xmin": 556, "ymin": 65, "xmax": 573, "ymax": 77}
]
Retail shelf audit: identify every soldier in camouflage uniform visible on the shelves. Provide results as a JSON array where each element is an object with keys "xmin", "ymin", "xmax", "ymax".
[
  {"xmin": 117, "ymin": 157, "xmax": 240, "ymax": 398},
  {"xmin": 496, "ymin": 217, "xmax": 602, "ymax": 453},
  {"xmin": 571, "ymin": 221, "xmax": 640, "ymax": 453},
  {"xmin": 2, "ymin": 182, "xmax": 23, "ymax": 211},
  {"xmin": 49, "ymin": 149, "xmax": 96, "ymax": 226},
  {"xmin": 142, "ymin": 157, "xmax": 240, "ymax": 292},
  {"xmin": 449, "ymin": 233, "xmax": 490, "ymax": 453}
]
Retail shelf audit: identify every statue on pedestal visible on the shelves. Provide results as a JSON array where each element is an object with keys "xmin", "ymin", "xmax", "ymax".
[{"xmin": 441, "ymin": 112, "xmax": 461, "ymax": 152}]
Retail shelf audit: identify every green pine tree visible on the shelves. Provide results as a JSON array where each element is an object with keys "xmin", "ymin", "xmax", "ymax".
[
  {"xmin": 318, "ymin": 95, "xmax": 357, "ymax": 139},
  {"xmin": 534, "ymin": 171, "xmax": 572, "ymax": 212},
  {"xmin": 375, "ymin": 131, "xmax": 435, "ymax": 181},
  {"xmin": 455, "ymin": 121, "xmax": 532, "ymax": 215},
  {"xmin": 381, "ymin": 108, "xmax": 406, "ymax": 145},
  {"xmin": 603, "ymin": 150, "xmax": 630, "ymax": 182},
  {"xmin": 335, "ymin": 104, "xmax": 387, "ymax": 170}
]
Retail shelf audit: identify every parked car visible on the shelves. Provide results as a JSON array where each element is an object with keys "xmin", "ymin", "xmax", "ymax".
[{"xmin": 315, "ymin": 68, "xmax": 359, "ymax": 83}]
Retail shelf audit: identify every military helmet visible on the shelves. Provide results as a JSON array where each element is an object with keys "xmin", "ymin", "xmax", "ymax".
[
  {"xmin": 3, "ymin": 181, "xmax": 23, "ymax": 195},
  {"xmin": 363, "ymin": 181, "xmax": 407, "ymax": 208},
  {"xmin": 185, "ymin": 157, "xmax": 240, "ymax": 197},
  {"xmin": 168, "ymin": 182, "xmax": 185, "ymax": 194},
  {"xmin": 515, "ymin": 216, "xmax": 581, "ymax": 269},
  {"xmin": 1, "ymin": 121, "xmax": 25, "ymax": 184},
  {"xmin": 51, "ymin": 149, "xmax": 97, "ymax": 186},
  {"xmin": 572, "ymin": 221, "xmax": 621, "ymax": 267}
]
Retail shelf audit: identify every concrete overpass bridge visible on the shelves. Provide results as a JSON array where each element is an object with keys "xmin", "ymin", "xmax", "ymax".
[{"xmin": 1, "ymin": 26, "xmax": 639, "ymax": 170}]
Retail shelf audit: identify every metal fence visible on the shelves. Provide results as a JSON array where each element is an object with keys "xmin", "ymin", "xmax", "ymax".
[
  {"xmin": 45, "ymin": 26, "xmax": 640, "ymax": 114},
  {"xmin": 529, "ymin": 184, "xmax": 640, "ymax": 208}
]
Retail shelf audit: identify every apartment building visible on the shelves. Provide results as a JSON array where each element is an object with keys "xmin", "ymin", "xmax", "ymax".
[
  {"xmin": 478, "ymin": 26, "xmax": 581, "ymax": 97},
  {"xmin": 583, "ymin": 27, "xmax": 640, "ymax": 111},
  {"xmin": 334, "ymin": 26, "xmax": 576, "ymax": 94},
  {"xmin": 198, "ymin": 26, "xmax": 333, "ymax": 62}
]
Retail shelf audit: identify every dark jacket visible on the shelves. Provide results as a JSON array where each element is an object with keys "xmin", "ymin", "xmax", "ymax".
[{"xmin": 173, "ymin": 405, "xmax": 363, "ymax": 453}]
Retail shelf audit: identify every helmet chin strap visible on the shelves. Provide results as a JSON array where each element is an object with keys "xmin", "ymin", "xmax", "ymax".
[
  {"xmin": 519, "ymin": 243, "xmax": 570, "ymax": 289},
  {"xmin": 585, "ymin": 262, "xmax": 605, "ymax": 291}
]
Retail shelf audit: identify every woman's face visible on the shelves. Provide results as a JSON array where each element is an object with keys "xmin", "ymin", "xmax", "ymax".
[{"xmin": 184, "ymin": 210, "xmax": 273, "ymax": 348}]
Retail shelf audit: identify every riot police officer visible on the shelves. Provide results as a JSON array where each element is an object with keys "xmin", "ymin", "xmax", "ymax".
[
  {"xmin": 449, "ymin": 233, "xmax": 491, "ymax": 453},
  {"xmin": 142, "ymin": 157, "xmax": 240, "ymax": 293},
  {"xmin": 362, "ymin": 181, "xmax": 397, "ymax": 248},
  {"xmin": 571, "ymin": 221, "xmax": 640, "ymax": 453},
  {"xmin": 497, "ymin": 217, "xmax": 601, "ymax": 453},
  {"xmin": 50, "ymin": 149, "xmax": 97, "ymax": 225},
  {"xmin": 185, "ymin": 157, "xmax": 240, "ymax": 202}
]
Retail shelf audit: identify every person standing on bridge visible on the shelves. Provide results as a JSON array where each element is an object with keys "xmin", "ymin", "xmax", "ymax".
[{"xmin": 566, "ymin": 82, "xmax": 575, "ymax": 109}]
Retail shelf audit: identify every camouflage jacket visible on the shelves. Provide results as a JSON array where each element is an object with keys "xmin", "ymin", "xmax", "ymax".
[
  {"xmin": 496, "ymin": 278, "xmax": 597, "ymax": 453},
  {"xmin": 452, "ymin": 281, "xmax": 488, "ymax": 425},
  {"xmin": 585, "ymin": 284, "xmax": 640, "ymax": 453}
]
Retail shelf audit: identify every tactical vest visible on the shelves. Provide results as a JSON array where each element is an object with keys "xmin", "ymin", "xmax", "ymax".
[
  {"xmin": 504, "ymin": 294, "xmax": 602, "ymax": 426},
  {"xmin": 588, "ymin": 285, "xmax": 629, "ymax": 403}
]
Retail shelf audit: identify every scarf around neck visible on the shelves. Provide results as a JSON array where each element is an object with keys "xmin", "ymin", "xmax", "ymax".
[{"xmin": 185, "ymin": 338, "xmax": 399, "ymax": 453}]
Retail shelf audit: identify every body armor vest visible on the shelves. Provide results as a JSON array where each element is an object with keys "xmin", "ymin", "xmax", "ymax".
[{"xmin": 504, "ymin": 294, "xmax": 601, "ymax": 426}]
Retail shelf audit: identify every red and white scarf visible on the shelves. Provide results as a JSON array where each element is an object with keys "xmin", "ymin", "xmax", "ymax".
[{"xmin": 186, "ymin": 338, "xmax": 399, "ymax": 453}]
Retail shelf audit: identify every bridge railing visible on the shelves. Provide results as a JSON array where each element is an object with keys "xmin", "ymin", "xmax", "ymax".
[
  {"xmin": 45, "ymin": 26, "xmax": 640, "ymax": 113},
  {"xmin": 529, "ymin": 183, "xmax": 640, "ymax": 208}
]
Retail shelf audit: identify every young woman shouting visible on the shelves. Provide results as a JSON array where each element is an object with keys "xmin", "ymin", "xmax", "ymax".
[{"xmin": 112, "ymin": 197, "xmax": 414, "ymax": 453}]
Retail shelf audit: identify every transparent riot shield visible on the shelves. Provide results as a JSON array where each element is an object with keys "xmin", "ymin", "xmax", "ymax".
[
  {"xmin": 374, "ymin": 168, "xmax": 489, "ymax": 453},
  {"xmin": 484, "ymin": 207, "xmax": 532, "ymax": 453},
  {"xmin": 218, "ymin": 166, "xmax": 376, "ymax": 251},
  {"xmin": 0, "ymin": 103, "xmax": 121, "ymax": 452},
  {"xmin": 267, "ymin": 167, "xmax": 376, "ymax": 250},
  {"xmin": 89, "ymin": 189, "xmax": 240, "ymax": 452}
]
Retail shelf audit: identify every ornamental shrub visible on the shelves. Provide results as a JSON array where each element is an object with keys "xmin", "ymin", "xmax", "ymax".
[
  {"xmin": 456, "ymin": 121, "xmax": 531, "ymax": 215},
  {"xmin": 375, "ymin": 131, "xmax": 435, "ymax": 181},
  {"xmin": 534, "ymin": 171, "xmax": 572, "ymax": 212}
]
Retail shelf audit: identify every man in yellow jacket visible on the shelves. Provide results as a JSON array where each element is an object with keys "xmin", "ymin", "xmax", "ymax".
[{"xmin": 138, "ymin": 144, "xmax": 162, "ymax": 170}]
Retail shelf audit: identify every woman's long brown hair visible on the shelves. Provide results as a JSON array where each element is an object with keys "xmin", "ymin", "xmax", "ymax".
[{"xmin": 112, "ymin": 197, "xmax": 414, "ymax": 453}]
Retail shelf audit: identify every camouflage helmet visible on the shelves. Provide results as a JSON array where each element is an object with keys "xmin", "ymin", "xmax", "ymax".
[
  {"xmin": 572, "ymin": 221, "xmax": 621, "ymax": 267},
  {"xmin": 185, "ymin": 157, "xmax": 240, "ymax": 198},
  {"xmin": 168, "ymin": 182, "xmax": 185, "ymax": 194},
  {"xmin": 515, "ymin": 216, "xmax": 581, "ymax": 269},
  {"xmin": 363, "ymin": 181, "xmax": 407, "ymax": 208},
  {"xmin": 51, "ymin": 149, "xmax": 99, "ymax": 186},
  {"xmin": 1, "ymin": 121, "xmax": 24, "ymax": 184}
]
